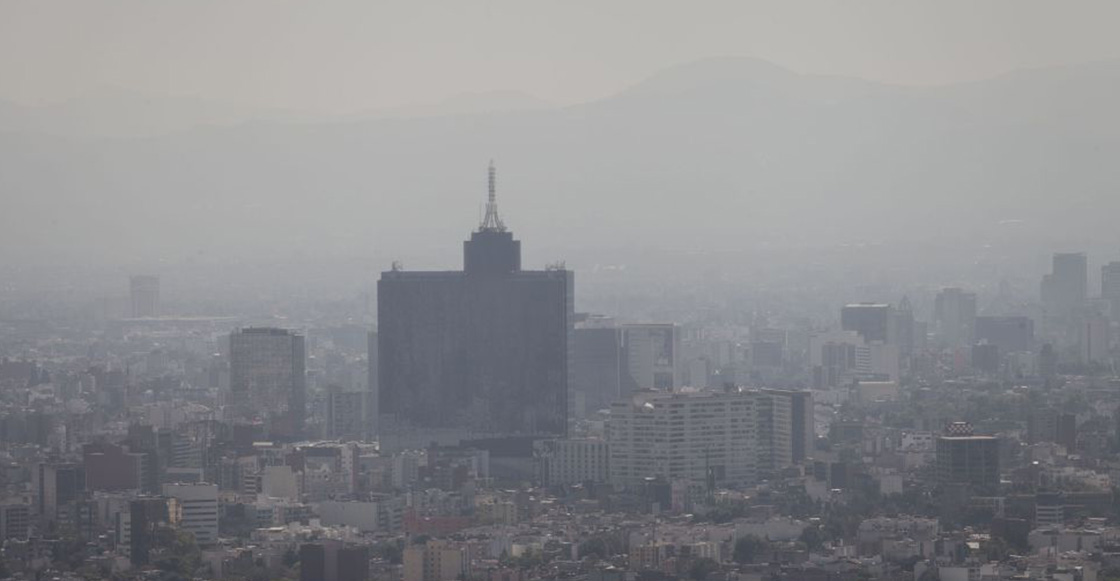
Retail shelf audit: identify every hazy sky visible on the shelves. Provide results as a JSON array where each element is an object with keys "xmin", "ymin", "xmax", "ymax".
[{"xmin": 2, "ymin": 0, "xmax": 1119, "ymax": 113}]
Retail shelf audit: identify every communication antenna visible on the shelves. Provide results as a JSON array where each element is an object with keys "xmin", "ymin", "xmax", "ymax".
[{"xmin": 479, "ymin": 159, "xmax": 507, "ymax": 232}]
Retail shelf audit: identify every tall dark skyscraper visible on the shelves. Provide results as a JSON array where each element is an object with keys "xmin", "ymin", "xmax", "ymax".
[
  {"xmin": 378, "ymin": 163, "xmax": 573, "ymax": 439},
  {"xmin": 229, "ymin": 327, "xmax": 307, "ymax": 440},
  {"xmin": 840, "ymin": 303, "xmax": 893, "ymax": 344}
]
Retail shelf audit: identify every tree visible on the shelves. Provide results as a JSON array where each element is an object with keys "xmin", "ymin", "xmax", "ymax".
[
  {"xmin": 733, "ymin": 535, "xmax": 768, "ymax": 565},
  {"xmin": 688, "ymin": 558, "xmax": 720, "ymax": 580},
  {"xmin": 799, "ymin": 526, "xmax": 825, "ymax": 552}
]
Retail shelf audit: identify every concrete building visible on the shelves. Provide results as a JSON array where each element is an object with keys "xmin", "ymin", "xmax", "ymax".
[
  {"xmin": 404, "ymin": 539, "xmax": 471, "ymax": 581},
  {"xmin": 534, "ymin": 438, "xmax": 610, "ymax": 487},
  {"xmin": 608, "ymin": 390, "xmax": 758, "ymax": 489},
  {"xmin": 163, "ymin": 482, "xmax": 218, "ymax": 545},
  {"xmin": 378, "ymin": 164, "xmax": 572, "ymax": 439},
  {"xmin": 229, "ymin": 327, "xmax": 306, "ymax": 440}
]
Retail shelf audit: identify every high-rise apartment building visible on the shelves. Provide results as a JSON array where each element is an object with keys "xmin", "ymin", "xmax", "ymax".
[
  {"xmin": 129, "ymin": 275, "xmax": 160, "ymax": 318},
  {"xmin": 229, "ymin": 327, "xmax": 307, "ymax": 440},
  {"xmin": 608, "ymin": 390, "xmax": 758, "ymax": 489},
  {"xmin": 934, "ymin": 288, "xmax": 977, "ymax": 348},
  {"xmin": 378, "ymin": 163, "xmax": 573, "ymax": 439}
]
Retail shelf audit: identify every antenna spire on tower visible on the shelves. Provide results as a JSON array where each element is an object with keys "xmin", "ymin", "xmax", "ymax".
[{"xmin": 479, "ymin": 159, "xmax": 507, "ymax": 232}]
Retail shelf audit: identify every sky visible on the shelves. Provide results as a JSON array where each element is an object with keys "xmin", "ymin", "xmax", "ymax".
[{"xmin": 2, "ymin": 0, "xmax": 1120, "ymax": 114}]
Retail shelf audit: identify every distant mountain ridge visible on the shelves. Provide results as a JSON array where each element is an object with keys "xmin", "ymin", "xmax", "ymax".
[{"xmin": 1, "ymin": 57, "xmax": 1117, "ymax": 267}]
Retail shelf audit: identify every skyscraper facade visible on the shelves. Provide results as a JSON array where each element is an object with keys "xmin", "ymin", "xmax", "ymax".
[
  {"xmin": 840, "ymin": 303, "xmax": 893, "ymax": 344},
  {"xmin": 935, "ymin": 424, "xmax": 1000, "ymax": 496},
  {"xmin": 378, "ymin": 164, "xmax": 573, "ymax": 439},
  {"xmin": 934, "ymin": 288, "xmax": 977, "ymax": 348},
  {"xmin": 621, "ymin": 323, "xmax": 681, "ymax": 391},
  {"xmin": 229, "ymin": 327, "xmax": 306, "ymax": 441}
]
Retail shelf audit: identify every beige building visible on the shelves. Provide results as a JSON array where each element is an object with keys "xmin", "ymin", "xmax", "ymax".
[
  {"xmin": 404, "ymin": 540, "xmax": 471, "ymax": 581},
  {"xmin": 608, "ymin": 390, "xmax": 758, "ymax": 489}
]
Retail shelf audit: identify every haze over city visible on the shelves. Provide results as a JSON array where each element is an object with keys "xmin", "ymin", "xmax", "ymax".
[{"xmin": 3, "ymin": 3, "xmax": 1120, "ymax": 581}]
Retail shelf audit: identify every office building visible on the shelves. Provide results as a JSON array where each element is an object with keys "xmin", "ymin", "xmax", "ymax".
[
  {"xmin": 83, "ymin": 442, "xmax": 143, "ymax": 491},
  {"xmin": 841, "ymin": 303, "xmax": 893, "ymax": 344},
  {"xmin": 0, "ymin": 502, "xmax": 30, "ymax": 541},
  {"xmin": 622, "ymin": 324, "xmax": 681, "ymax": 391},
  {"xmin": 378, "ymin": 163, "xmax": 573, "ymax": 439},
  {"xmin": 935, "ymin": 423, "xmax": 1000, "ymax": 496},
  {"xmin": 34, "ymin": 462, "xmax": 84, "ymax": 523},
  {"xmin": 934, "ymin": 288, "xmax": 976, "ymax": 348},
  {"xmin": 301, "ymin": 541, "xmax": 370, "ymax": 581},
  {"xmin": 127, "ymin": 497, "xmax": 172, "ymax": 566},
  {"xmin": 1028, "ymin": 408, "xmax": 1077, "ymax": 450},
  {"xmin": 571, "ymin": 325, "xmax": 625, "ymax": 415},
  {"xmin": 762, "ymin": 389, "xmax": 814, "ymax": 465},
  {"xmin": 975, "ymin": 316, "xmax": 1035, "ymax": 353},
  {"xmin": 608, "ymin": 390, "xmax": 758, "ymax": 489},
  {"xmin": 229, "ymin": 327, "xmax": 307, "ymax": 440},
  {"xmin": 810, "ymin": 330, "xmax": 898, "ymax": 388},
  {"xmin": 367, "ymin": 330, "xmax": 379, "ymax": 437},
  {"xmin": 1041, "ymin": 252, "xmax": 1088, "ymax": 316},
  {"xmin": 163, "ymin": 482, "xmax": 218, "ymax": 545},
  {"xmin": 129, "ymin": 275, "xmax": 160, "ymax": 318}
]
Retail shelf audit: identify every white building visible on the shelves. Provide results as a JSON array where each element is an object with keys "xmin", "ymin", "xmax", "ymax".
[
  {"xmin": 534, "ymin": 438, "xmax": 609, "ymax": 486},
  {"xmin": 163, "ymin": 482, "xmax": 219, "ymax": 545},
  {"xmin": 609, "ymin": 389, "xmax": 757, "ymax": 488}
]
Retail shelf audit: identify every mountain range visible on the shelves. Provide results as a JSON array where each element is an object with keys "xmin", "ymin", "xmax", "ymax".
[{"xmin": 2, "ymin": 57, "xmax": 1117, "ymax": 269}]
